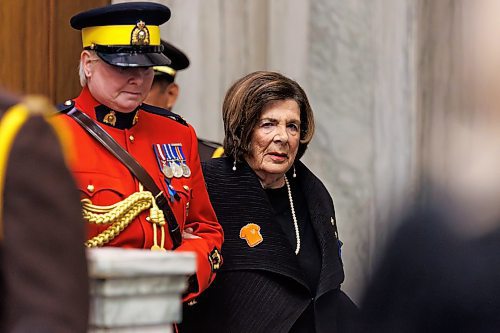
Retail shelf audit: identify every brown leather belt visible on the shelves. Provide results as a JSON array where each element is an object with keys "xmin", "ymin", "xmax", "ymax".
[{"xmin": 66, "ymin": 107, "xmax": 182, "ymax": 249}]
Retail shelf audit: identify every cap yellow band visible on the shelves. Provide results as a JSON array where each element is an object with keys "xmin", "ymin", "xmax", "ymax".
[
  {"xmin": 153, "ymin": 66, "xmax": 177, "ymax": 76},
  {"xmin": 82, "ymin": 25, "xmax": 160, "ymax": 48}
]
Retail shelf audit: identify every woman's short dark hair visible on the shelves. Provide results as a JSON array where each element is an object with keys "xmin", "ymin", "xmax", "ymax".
[{"xmin": 222, "ymin": 71, "xmax": 315, "ymax": 162}]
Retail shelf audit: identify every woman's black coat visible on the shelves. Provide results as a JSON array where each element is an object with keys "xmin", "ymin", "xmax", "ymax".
[{"xmin": 180, "ymin": 157, "xmax": 357, "ymax": 333}]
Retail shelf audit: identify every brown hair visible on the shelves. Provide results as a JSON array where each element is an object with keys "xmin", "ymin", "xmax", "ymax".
[{"xmin": 222, "ymin": 71, "xmax": 315, "ymax": 162}]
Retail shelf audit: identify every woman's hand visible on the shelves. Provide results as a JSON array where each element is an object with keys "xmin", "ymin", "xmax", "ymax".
[{"xmin": 182, "ymin": 227, "xmax": 201, "ymax": 240}]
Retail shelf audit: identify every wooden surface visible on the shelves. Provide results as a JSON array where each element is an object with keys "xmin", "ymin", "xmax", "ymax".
[{"xmin": 0, "ymin": 0, "xmax": 109, "ymax": 103}]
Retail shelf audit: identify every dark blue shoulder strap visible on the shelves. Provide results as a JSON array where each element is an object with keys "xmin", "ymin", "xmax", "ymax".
[
  {"xmin": 141, "ymin": 103, "xmax": 188, "ymax": 127},
  {"xmin": 56, "ymin": 100, "xmax": 75, "ymax": 113}
]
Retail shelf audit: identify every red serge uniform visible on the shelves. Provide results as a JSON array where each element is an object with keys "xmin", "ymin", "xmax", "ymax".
[{"xmin": 60, "ymin": 87, "xmax": 223, "ymax": 300}]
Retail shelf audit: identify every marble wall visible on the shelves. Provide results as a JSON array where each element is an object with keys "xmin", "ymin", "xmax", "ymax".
[
  {"xmin": 113, "ymin": 0, "xmax": 426, "ymax": 303},
  {"xmin": 306, "ymin": 0, "xmax": 419, "ymax": 301}
]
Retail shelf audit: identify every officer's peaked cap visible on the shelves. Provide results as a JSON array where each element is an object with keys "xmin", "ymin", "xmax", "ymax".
[
  {"xmin": 153, "ymin": 40, "xmax": 190, "ymax": 81},
  {"xmin": 70, "ymin": 2, "xmax": 171, "ymax": 68}
]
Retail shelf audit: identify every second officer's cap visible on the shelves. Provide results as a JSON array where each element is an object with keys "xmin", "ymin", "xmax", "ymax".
[
  {"xmin": 70, "ymin": 2, "xmax": 171, "ymax": 67},
  {"xmin": 153, "ymin": 40, "xmax": 190, "ymax": 82}
]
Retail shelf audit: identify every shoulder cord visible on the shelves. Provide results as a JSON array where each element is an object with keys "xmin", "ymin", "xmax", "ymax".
[
  {"xmin": 65, "ymin": 106, "xmax": 181, "ymax": 248},
  {"xmin": 83, "ymin": 184, "xmax": 166, "ymax": 249}
]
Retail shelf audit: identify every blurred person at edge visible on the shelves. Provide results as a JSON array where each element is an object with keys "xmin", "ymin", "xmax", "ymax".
[
  {"xmin": 57, "ymin": 1, "xmax": 223, "ymax": 306},
  {"xmin": 358, "ymin": 128, "xmax": 500, "ymax": 333},
  {"xmin": 144, "ymin": 40, "xmax": 224, "ymax": 161},
  {"xmin": 0, "ymin": 91, "xmax": 88, "ymax": 333},
  {"xmin": 359, "ymin": 1, "xmax": 500, "ymax": 331},
  {"xmin": 180, "ymin": 71, "xmax": 359, "ymax": 333}
]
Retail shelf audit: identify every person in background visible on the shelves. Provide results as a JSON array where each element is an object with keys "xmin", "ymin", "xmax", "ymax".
[
  {"xmin": 0, "ymin": 91, "xmax": 88, "ymax": 332},
  {"xmin": 359, "ymin": 115, "xmax": 500, "ymax": 333},
  {"xmin": 143, "ymin": 40, "xmax": 189, "ymax": 112},
  {"xmin": 58, "ymin": 2, "xmax": 223, "ymax": 303},
  {"xmin": 359, "ymin": 199, "xmax": 500, "ymax": 333},
  {"xmin": 180, "ymin": 71, "xmax": 358, "ymax": 333},
  {"xmin": 144, "ymin": 40, "xmax": 224, "ymax": 161},
  {"xmin": 360, "ymin": 1, "xmax": 500, "ymax": 330}
]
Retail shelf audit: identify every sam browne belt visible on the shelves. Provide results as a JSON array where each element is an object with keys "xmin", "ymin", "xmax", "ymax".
[{"xmin": 65, "ymin": 107, "xmax": 182, "ymax": 249}]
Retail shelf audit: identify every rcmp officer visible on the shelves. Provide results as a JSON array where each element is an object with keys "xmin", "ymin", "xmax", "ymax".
[
  {"xmin": 0, "ymin": 92, "xmax": 88, "ymax": 332},
  {"xmin": 58, "ymin": 2, "xmax": 223, "ymax": 302},
  {"xmin": 144, "ymin": 39, "xmax": 224, "ymax": 161}
]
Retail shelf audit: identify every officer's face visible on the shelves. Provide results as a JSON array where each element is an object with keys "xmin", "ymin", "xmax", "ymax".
[
  {"xmin": 83, "ymin": 52, "xmax": 154, "ymax": 113},
  {"xmin": 246, "ymin": 99, "xmax": 301, "ymax": 183}
]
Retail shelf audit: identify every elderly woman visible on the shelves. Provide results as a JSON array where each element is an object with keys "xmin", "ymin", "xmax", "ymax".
[{"xmin": 180, "ymin": 71, "xmax": 357, "ymax": 333}]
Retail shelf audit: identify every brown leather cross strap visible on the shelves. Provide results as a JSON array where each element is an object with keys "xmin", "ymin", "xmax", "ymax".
[{"xmin": 66, "ymin": 107, "xmax": 182, "ymax": 249}]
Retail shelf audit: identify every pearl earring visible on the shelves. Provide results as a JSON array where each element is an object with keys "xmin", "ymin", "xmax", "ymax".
[
  {"xmin": 293, "ymin": 165, "xmax": 296, "ymax": 178},
  {"xmin": 232, "ymin": 160, "xmax": 237, "ymax": 171}
]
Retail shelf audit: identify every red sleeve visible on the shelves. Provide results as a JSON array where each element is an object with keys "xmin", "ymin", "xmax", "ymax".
[{"xmin": 175, "ymin": 124, "xmax": 224, "ymax": 301}]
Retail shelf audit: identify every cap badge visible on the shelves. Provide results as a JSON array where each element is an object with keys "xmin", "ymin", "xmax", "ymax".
[
  {"xmin": 240, "ymin": 223, "xmax": 263, "ymax": 248},
  {"xmin": 131, "ymin": 20, "xmax": 150, "ymax": 45}
]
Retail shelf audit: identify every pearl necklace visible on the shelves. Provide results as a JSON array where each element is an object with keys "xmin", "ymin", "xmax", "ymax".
[{"xmin": 284, "ymin": 175, "xmax": 300, "ymax": 255}]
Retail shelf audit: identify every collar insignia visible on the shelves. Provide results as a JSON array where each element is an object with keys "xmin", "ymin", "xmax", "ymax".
[{"xmin": 103, "ymin": 110, "xmax": 117, "ymax": 126}]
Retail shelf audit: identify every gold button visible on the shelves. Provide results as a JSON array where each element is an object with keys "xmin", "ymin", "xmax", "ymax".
[
  {"xmin": 87, "ymin": 184, "xmax": 95, "ymax": 193},
  {"xmin": 183, "ymin": 185, "xmax": 190, "ymax": 191},
  {"xmin": 129, "ymin": 135, "xmax": 135, "ymax": 142}
]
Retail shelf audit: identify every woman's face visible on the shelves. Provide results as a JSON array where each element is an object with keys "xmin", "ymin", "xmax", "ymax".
[
  {"xmin": 83, "ymin": 52, "xmax": 154, "ymax": 113},
  {"xmin": 246, "ymin": 99, "xmax": 301, "ymax": 183}
]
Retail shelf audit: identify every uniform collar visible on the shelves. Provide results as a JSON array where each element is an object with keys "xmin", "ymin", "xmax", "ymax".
[
  {"xmin": 94, "ymin": 104, "xmax": 139, "ymax": 130},
  {"xmin": 75, "ymin": 87, "xmax": 140, "ymax": 130}
]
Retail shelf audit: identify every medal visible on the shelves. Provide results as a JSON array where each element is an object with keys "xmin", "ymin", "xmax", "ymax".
[
  {"xmin": 171, "ymin": 161, "xmax": 183, "ymax": 178},
  {"xmin": 152, "ymin": 143, "xmax": 183, "ymax": 201},
  {"xmin": 182, "ymin": 164, "xmax": 191, "ymax": 177},
  {"xmin": 154, "ymin": 143, "xmax": 190, "ymax": 179},
  {"xmin": 167, "ymin": 144, "xmax": 184, "ymax": 178},
  {"xmin": 162, "ymin": 164, "xmax": 173, "ymax": 178},
  {"xmin": 153, "ymin": 144, "xmax": 174, "ymax": 178},
  {"xmin": 175, "ymin": 145, "xmax": 191, "ymax": 178}
]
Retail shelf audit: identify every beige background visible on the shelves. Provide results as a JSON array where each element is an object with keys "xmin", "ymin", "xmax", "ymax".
[
  {"xmin": 113, "ymin": 0, "xmax": 474, "ymax": 303},
  {"xmin": 0, "ymin": 0, "xmax": 493, "ymax": 306}
]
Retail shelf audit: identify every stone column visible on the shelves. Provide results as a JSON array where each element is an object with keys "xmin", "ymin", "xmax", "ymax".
[
  {"xmin": 303, "ymin": 0, "xmax": 420, "ymax": 302},
  {"xmin": 112, "ymin": 0, "xmax": 422, "ymax": 302}
]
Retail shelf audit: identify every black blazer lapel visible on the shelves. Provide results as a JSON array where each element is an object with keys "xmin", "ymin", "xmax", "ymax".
[
  {"xmin": 296, "ymin": 161, "xmax": 345, "ymax": 298},
  {"xmin": 203, "ymin": 158, "xmax": 309, "ymax": 290}
]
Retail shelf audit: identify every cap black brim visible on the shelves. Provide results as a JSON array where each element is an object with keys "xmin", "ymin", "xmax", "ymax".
[
  {"xmin": 160, "ymin": 40, "xmax": 190, "ymax": 71},
  {"xmin": 97, "ymin": 52, "xmax": 171, "ymax": 67}
]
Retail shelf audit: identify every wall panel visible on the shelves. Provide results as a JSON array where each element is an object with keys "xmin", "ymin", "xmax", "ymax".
[{"xmin": 0, "ymin": 0, "xmax": 110, "ymax": 102}]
